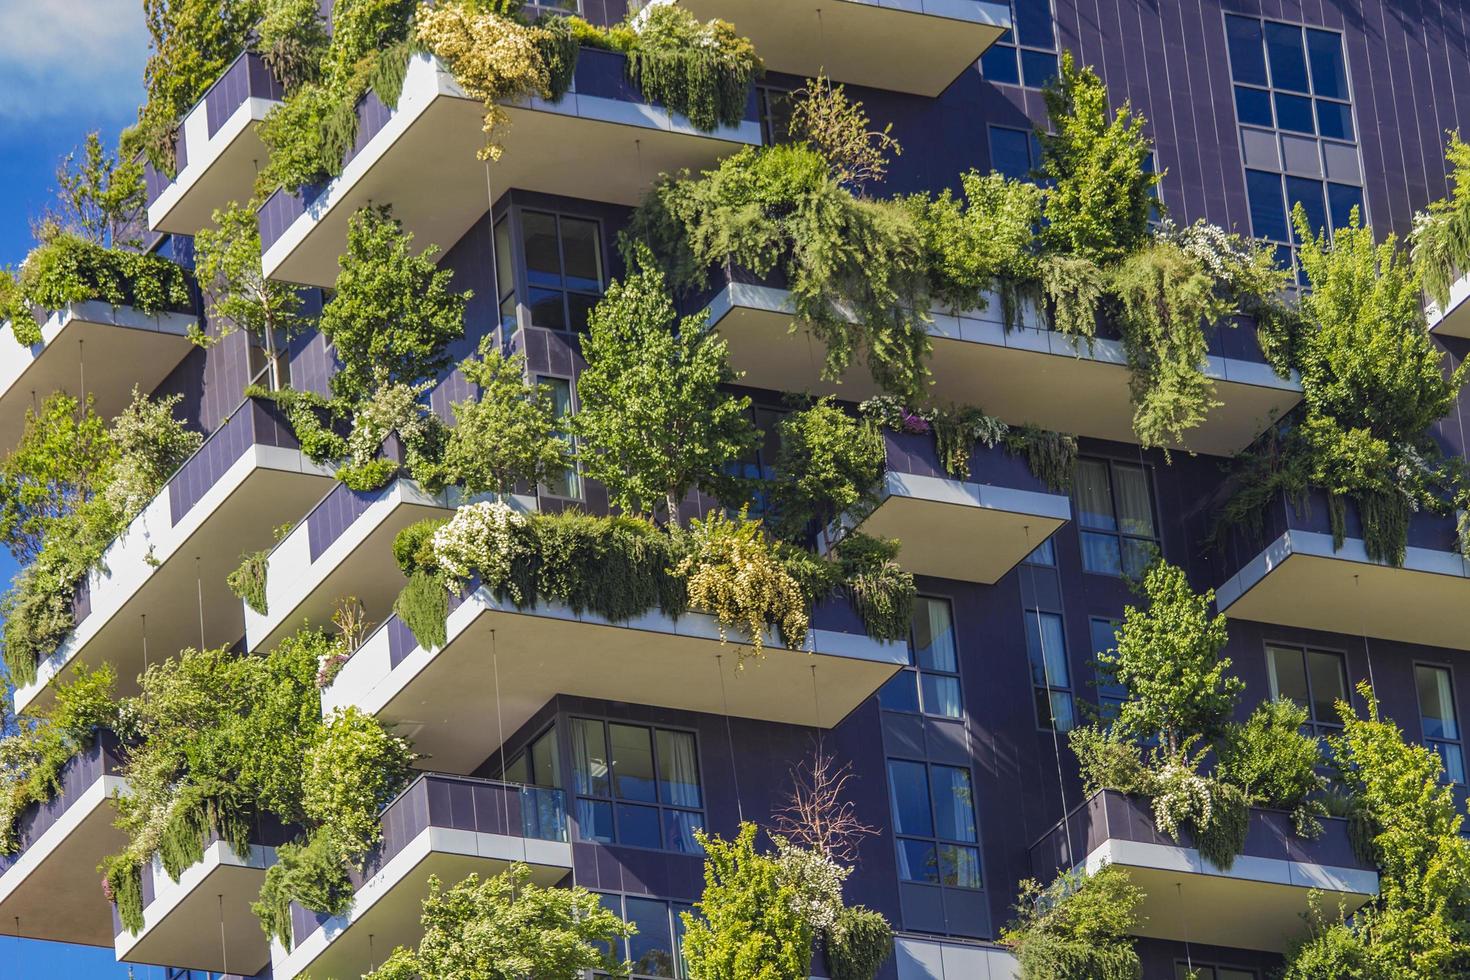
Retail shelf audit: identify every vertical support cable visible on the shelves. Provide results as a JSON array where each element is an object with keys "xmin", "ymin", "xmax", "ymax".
[
  {"xmin": 492, "ymin": 630, "xmax": 509, "ymax": 836},
  {"xmin": 716, "ymin": 654, "xmax": 744, "ymax": 822},
  {"xmin": 196, "ymin": 557, "xmax": 206, "ymax": 649},
  {"xmin": 217, "ymin": 893, "xmax": 228, "ymax": 976},
  {"xmin": 1021, "ymin": 524, "xmax": 1075, "ymax": 867}
]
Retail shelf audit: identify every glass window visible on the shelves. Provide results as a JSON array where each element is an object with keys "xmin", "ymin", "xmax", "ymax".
[
  {"xmin": 1267, "ymin": 645, "xmax": 1348, "ymax": 738},
  {"xmin": 1327, "ymin": 182, "xmax": 1364, "ymax": 230},
  {"xmin": 1316, "ymin": 100, "xmax": 1354, "ymax": 140},
  {"xmin": 1013, "ymin": 0, "xmax": 1055, "ymax": 48},
  {"xmin": 1225, "ymin": 15, "xmax": 1269, "ymax": 87},
  {"xmin": 1025, "ymin": 610, "xmax": 1074, "ymax": 732},
  {"xmin": 1305, "ymin": 29, "xmax": 1349, "ymax": 100},
  {"xmin": 1274, "ymin": 91, "xmax": 1316, "ymax": 134},
  {"xmin": 1075, "ymin": 458, "xmax": 1159, "ymax": 578},
  {"xmin": 1234, "ymin": 85, "xmax": 1274, "ymax": 127},
  {"xmin": 1245, "ymin": 168, "xmax": 1290, "ymax": 242},
  {"xmin": 1089, "ymin": 617, "xmax": 1126, "ymax": 721},
  {"xmin": 981, "ymin": 44, "xmax": 1021, "ymax": 86},
  {"xmin": 574, "ymin": 719, "xmax": 703, "ymax": 850},
  {"xmin": 887, "ymin": 759, "xmax": 982, "ymax": 890},
  {"xmin": 598, "ymin": 896, "xmax": 695, "ymax": 979},
  {"xmin": 1178, "ymin": 966, "xmax": 1257, "ymax": 980},
  {"xmin": 990, "ymin": 125, "xmax": 1035, "ymax": 181},
  {"xmin": 537, "ymin": 375, "xmax": 581, "ymax": 499},
  {"xmin": 1416, "ymin": 664, "xmax": 1465, "ymax": 784},
  {"xmin": 757, "ymin": 86, "xmax": 793, "ymax": 145},
  {"xmin": 519, "ymin": 210, "xmax": 605, "ymax": 332},
  {"xmin": 1286, "ymin": 176, "xmax": 1328, "ymax": 242},
  {"xmin": 879, "ymin": 597, "xmax": 962, "ymax": 718},
  {"xmin": 1265, "ymin": 21, "xmax": 1310, "ymax": 92},
  {"xmin": 1024, "ymin": 537, "xmax": 1056, "ymax": 566},
  {"xmin": 494, "ymin": 215, "xmax": 518, "ymax": 331},
  {"xmin": 1020, "ymin": 49, "xmax": 1059, "ymax": 89}
]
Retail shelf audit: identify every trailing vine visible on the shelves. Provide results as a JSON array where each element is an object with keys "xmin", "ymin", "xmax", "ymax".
[
  {"xmin": 1413, "ymin": 132, "xmax": 1470, "ymax": 311},
  {"xmin": 227, "ymin": 549, "xmax": 270, "ymax": 616},
  {"xmin": 623, "ymin": 4, "xmax": 760, "ymax": 131}
]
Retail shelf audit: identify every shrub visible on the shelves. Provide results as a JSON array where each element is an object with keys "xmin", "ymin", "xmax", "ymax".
[
  {"xmin": 258, "ymin": 0, "xmax": 330, "ymax": 92},
  {"xmin": 394, "ymin": 569, "xmax": 449, "ymax": 651},
  {"xmin": 680, "ymin": 509, "xmax": 809, "ymax": 657},
  {"xmin": 1002, "ymin": 865, "xmax": 1143, "ymax": 980},
  {"xmin": 443, "ymin": 340, "xmax": 570, "ymax": 496},
  {"xmin": 1217, "ymin": 699, "xmax": 1327, "ymax": 837},
  {"xmin": 227, "ymin": 549, "xmax": 270, "ymax": 616},
  {"xmin": 769, "ymin": 400, "xmax": 885, "ymax": 540},
  {"xmin": 8, "ymin": 230, "xmax": 191, "ymax": 324},
  {"xmin": 833, "ymin": 534, "xmax": 913, "ymax": 643},
  {"xmin": 789, "ymin": 74, "xmax": 900, "ymax": 193},
  {"xmin": 1413, "ymin": 132, "xmax": 1470, "ymax": 310},
  {"xmin": 393, "ymin": 518, "xmax": 445, "ymax": 576},
  {"xmin": 625, "ymin": 4, "xmax": 761, "ymax": 132},
  {"xmin": 825, "ymin": 906, "xmax": 894, "ymax": 980}
]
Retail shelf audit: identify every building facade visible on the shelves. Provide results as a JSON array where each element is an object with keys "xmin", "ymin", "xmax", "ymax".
[{"xmin": 5, "ymin": 1, "xmax": 1470, "ymax": 979}]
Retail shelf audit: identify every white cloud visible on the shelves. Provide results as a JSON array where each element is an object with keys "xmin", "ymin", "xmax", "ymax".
[{"xmin": 0, "ymin": 0, "xmax": 148, "ymax": 121}]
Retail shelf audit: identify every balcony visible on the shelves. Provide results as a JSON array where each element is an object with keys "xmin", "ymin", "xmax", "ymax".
[
  {"xmin": 0, "ymin": 735, "xmax": 127, "ymax": 947},
  {"xmin": 1215, "ymin": 488, "xmax": 1470, "ymax": 650},
  {"xmin": 1425, "ymin": 271, "xmax": 1470, "ymax": 338},
  {"xmin": 114, "ymin": 820, "xmax": 293, "ymax": 975},
  {"xmin": 259, "ymin": 49, "xmax": 761, "ymax": 287},
  {"xmin": 270, "ymin": 774, "xmax": 571, "ymax": 980},
  {"xmin": 834, "ymin": 429, "xmax": 1070, "ymax": 583},
  {"xmin": 147, "ymin": 51, "xmax": 285, "ymax": 235},
  {"xmin": 0, "ymin": 300, "xmax": 196, "ymax": 453},
  {"xmin": 669, "ymin": 0, "xmax": 1010, "ymax": 96},
  {"xmin": 1029, "ymin": 789, "xmax": 1378, "ymax": 953},
  {"xmin": 15, "ymin": 398, "xmax": 335, "ymax": 716},
  {"xmin": 706, "ymin": 277, "xmax": 1302, "ymax": 458},
  {"xmin": 324, "ymin": 590, "xmax": 905, "ymax": 774},
  {"xmin": 243, "ymin": 473, "xmax": 485, "ymax": 654}
]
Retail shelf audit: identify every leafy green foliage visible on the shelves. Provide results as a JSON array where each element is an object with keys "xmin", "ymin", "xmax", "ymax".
[
  {"xmin": 51, "ymin": 132, "xmax": 146, "ymax": 248},
  {"xmin": 788, "ymin": 75, "xmax": 900, "ymax": 193},
  {"xmin": 831, "ymin": 533, "xmax": 914, "ymax": 643},
  {"xmin": 394, "ymin": 569, "xmax": 450, "ymax": 651},
  {"xmin": 258, "ymin": 0, "xmax": 330, "ymax": 92},
  {"xmin": 393, "ymin": 518, "xmax": 446, "ymax": 577},
  {"xmin": 575, "ymin": 248, "xmax": 756, "ymax": 520},
  {"xmin": 0, "ymin": 393, "xmax": 115, "ymax": 564},
  {"xmin": 1038, "ymin": 52, "xmax": 1158, "ymax": 264},
  {"xmin": 1001, "ymin": 865, "xmax": 1143, "ymax": 980},
  {"xmin": 0, "ymin": 665, "xmax": 118, "ymax": 854},
  {"xmin": 625, "ymin": 4, "xmax": 761, "ymax": 132},
  {"xmin": 768, "ymin": 400, "xmax": 884, "ymax": 540},
  {"xmin": 1216, "ymin": 698, "xmax": 1328, "ymax": 837},
  {"xmin": 1284, "ymin": 684, "xmax": 1470, "ymax": 977},
  {"xmin": 366, "ymin": 864, "xmax": 634, "ymax": 980},
  {"xmin": 1005, "ymin": 425, "xmax": 1078, "ymax": 493},
  {"xmin": 682, "ymin": 823, "xmax": 815, "ymax": 980},
  {"xmin": 321, "ymin": 205, "xmax": 469, "ymax": 401},
  {"xmin": 626, "ymin": 143, "xmax": 932, "ymax": 401},
  {"xmin": 824, "ymin": 906, "xmax": 894, "ymax": 980},
  {"xmin": 130, "ymin": 0, "xmax": 265, "ymax": 172},
  {"xmin": 227, "ymin": 549, "xmax": 270, "ymax": 616},
  {"xmin": 443, "ymin": 340, "xmax": 570, "ymax": 496},
  {"xmin": 1413, "ymin": 132, "xmax": 1470, "ymax": 310},
  {"xmin": 679, "ymin": 508, "xmax": 810, "ymax": 656}
]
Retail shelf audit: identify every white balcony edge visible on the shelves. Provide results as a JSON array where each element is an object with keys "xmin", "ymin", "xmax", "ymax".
[
  {"xmin": 0, "ymin": 302, "xmax": 195, "ymax": 401},
  {"xmin": 323, "ymin": 582, "xmax": 907, "ymax": 720},
  {"xmin": 262, "ymin": 53, "xmax": 759, "ymax": 280},
  {"xmin": 15, "ymin": 444, "xmax": 334, "ymax": 714},
  {"xmin": 147, "ymin": 94, "xmax": 280, "ymax": 230},
  {"xmin": 270, "ymin": 825, "xmax": 572, "ymax": 980},
  {"xmin": 0, "ymin": 774, "xmax": 127, "ymax": 906},
  {"xmin": 1081, "ymin": 838, "xmax": 1379, "ymax": 897},
  {"xmin": 1425, "ymin": 270, "xmax": 1470, "ymax": 336},
  {"xmin": 1215, "ymin": 528, "xmax": 1470, "ymax": 614},
  {"xmin": 893, "ymin": 934, "xmax": 1020, "ymax": 980},
  {"xmin": 114, "ymin": 839, "xmax": 277, "ymax": 959}
]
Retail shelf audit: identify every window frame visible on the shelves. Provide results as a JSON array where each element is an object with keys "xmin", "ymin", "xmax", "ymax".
[
  {"xmin": 1414, "ymin": 661, "xmax": 1466, "ymax": 786},
  {"xmin": 570, "ymin": 716, "xmax": 706, "ymax": 854},
  {"xmin": 1024, "ymin": 607, "xmax": 1075, "ymax": 733},
  {"xmin": 1088, "ymin": 615, "xmax": 1126, "ymax": 722},
  {"xmin": 534, "ymin": 373, "xmax": 583, "ymax": 501},
  {"xmin": 1264, "ymin": 642, "xmax": 1350, "ymax": 739},
  {"xmin": 1074, "ymin": 456, "xmax": 1162, "ymax": 579},
  {"xmin": 1175, "ymin": 962, "xmax": 1259, "ymax": 980},
  {"xmin": 878, "ymin": 595, "xmax": 964, "ymax": 719},
  {"xmin": 885, "ymin": 756, "xmax": 985, "ymax": 891},
  {"xmin": 979, "ymin": 0, "xmax": 1060, "ymax": 90},
  {"xmin": 594, "ymin": 892, "xmax": 695, "ymax": 979},
  {"xmin": 515, "ymin": 207, "xmax": 607, "ymax": 334}
]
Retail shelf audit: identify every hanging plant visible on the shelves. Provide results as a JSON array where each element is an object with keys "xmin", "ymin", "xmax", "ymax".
[
  {"xmin": 624, "ymin": 4, "xmax": 761, "ymax": 131},
  {"xmin": 226, "ymin": 549, "xmax": 270, "ymax": 616}
]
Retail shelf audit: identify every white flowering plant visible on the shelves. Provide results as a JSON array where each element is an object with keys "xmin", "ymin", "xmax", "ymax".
[{"xmin": 431, "ymin": 500, "xmax": 529, "ymax": 596}]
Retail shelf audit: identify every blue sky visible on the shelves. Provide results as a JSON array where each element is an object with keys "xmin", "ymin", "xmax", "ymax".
[{"xmin": 1, "ymin": 2, "xmax": 163, "ymax": 976}]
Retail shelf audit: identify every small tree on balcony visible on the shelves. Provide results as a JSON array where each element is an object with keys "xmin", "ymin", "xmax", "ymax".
[
  {"xmin": 0, "ymin": 393, "xmax": 116, "ymax": 564},
  {"xmin": 365, "ymin": 863, "xmax": 633, "ymax": 980},
  {"xmin": 574, "ymin": 246, "xmax": 756, "ymax": 522},
  {"xmin": 50, "ymin": 132, "xmax": 146, "ymax": 249}
]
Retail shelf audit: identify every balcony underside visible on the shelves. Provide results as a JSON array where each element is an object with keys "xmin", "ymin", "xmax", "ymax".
[
  {"xmin": 116, "ymin": 842, "xmax": 275, "ymax": 974},
  {"xmin": 0, "ymin": 302, "xmax": 194, "ymax": 453},
  {"xmin": 1216, "ymin": 529, "xmax": 1470, "ymax": 650},
  {"xmin": 275, "ymin": 828, "xmax": 571, "ymax": 980},
  {"xmin": 850, "ymin": 471, "xmax": 1070, "ymax": 583},
  {"xmin": 672, "ymin": 0, "xmax": 1010, "ymax": 96},
  {"xmin": 246, "ymin": 480, "xmax": 454, "ymax": 654},
  {"xmin": 17, "ymin": 448, "xmax": 334, "ymax": 716},
  {"xmin": 709, "ymin": 285, "xmax": 1302, "ymax": 458},
  {"xmin": 1426, "ymin": 274, "xmax": 1470, "ymax": 338},
  {"xmin": 263, "ymin": 56, "xmax": 760, "ymax": 287},
  {"xmin": 149, "ymin": 97, "xmax": 277, "ymax": 235},
  {"xmin": 0, "ymin": 776, "xmax": 126, "ymax": 948},
  {"xmin": 325, "ymin": 589, "xmax": 905, "ymax": 774},
  {"xmin": 1084, "ymin": 838, "xmax": 1376, "ymax": 953}
]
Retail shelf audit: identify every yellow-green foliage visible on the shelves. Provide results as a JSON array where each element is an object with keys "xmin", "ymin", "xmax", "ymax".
[
  {"xmin": 1413, "ymin": 132, "xmax": 1470, "ymax": 309},
  {"xmin": 1002, "ymin": 866, "xmax": 1143, "ymax": 980},
  {"xmin": 625, "ymin": 4, "xmax": 761, "ymax": 132},
  {"xmin": 679, "ymin": 509, "xmax": 809, "ymax": 658}
]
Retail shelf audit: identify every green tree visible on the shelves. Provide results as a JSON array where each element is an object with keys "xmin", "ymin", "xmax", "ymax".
[
  {"xmin": 53, "ymin": 132, "xmax": 146, "ymax": 247},
  {"xmin": 1001, "ymin": 865, "xmax": 1143, "ymax": 980},
  {"xmin": 0, "ymin": 393, "xmax": 116, "ymax": 563},
  {"xmin": 681, "ymin": 823, "xmax": 814, "ymax": 980},
  {"xmin": 1038, "ymin": 52, "xmax": 1158, "ymax": 264},
  {"xmin": 319, "ymin": 205, "xmax": 469, "ymax": 401},
  {"xmin": 194, "ymin": 201, "xmax": 308, "ymax": 390},
  {"xmin": 768, "ymin": 399, "xmax": 884, "ymax": 540},
  {"xmin": 1101, "ymin": 560, "xmax": 1241, "ymax": 755},
  {"xmin": 366, "ymin": 864, "xmax": 634, "ymax": 980},
  {"xmin": 1286, "ymin": 684, "xmax": 1470, "ymax": 978},
  {"xmin": 574, "ymin": 248, "xmax": 756, "ymax": 521},
  {"xmin": 442, "ymin": 339, "xmax": 570, "ymax": 496}
]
